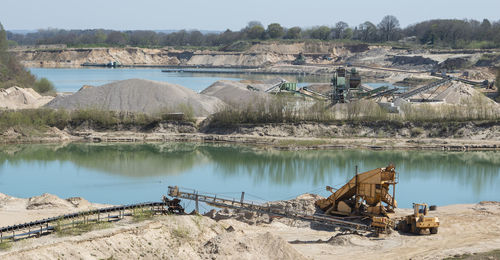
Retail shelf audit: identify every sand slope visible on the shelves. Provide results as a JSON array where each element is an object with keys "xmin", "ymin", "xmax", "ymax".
[
  {"xmin": 0, "ymin": 87, "xmax": 54, "ymax": 109},
  {"xmin": 201, "ymin": 80, "xmax": 271, "ymax": 106}
]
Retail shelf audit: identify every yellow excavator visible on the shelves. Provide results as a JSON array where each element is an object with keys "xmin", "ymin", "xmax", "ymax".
[{"xmin": 315, "ymin": 164, "xmax": 398, "ymax": 232}]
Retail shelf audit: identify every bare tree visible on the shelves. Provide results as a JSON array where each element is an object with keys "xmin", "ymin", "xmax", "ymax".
[
  {"xmin": 378, "ymin": 15, "xmax": 400, "ymax": 41},
  {"xmin": 333, "ymin": 21, "xmax": 349, "ymax": 39}
]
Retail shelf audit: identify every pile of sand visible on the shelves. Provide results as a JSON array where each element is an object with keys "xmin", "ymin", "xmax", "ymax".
[
  {"xmin": 201, "ymin": 80, "xmax": 271, "ymax": 106},
  {"xmin": 46, "ymin": 79, "xmax": 225, "ymax": 116},
  {"xmin": 432, "ymin": 82, "xmax": 499, "ymax": 106},
  {"xmin": 26, "ymin": 193, "xmax": 76, "ymax": 210},
  {"xmin": 0, "ymin": 86, "xmax": 54, "ymax": 109},
  {"xmin": 0, "ymin": 193, "xmax": 93, "ymax": 211}
]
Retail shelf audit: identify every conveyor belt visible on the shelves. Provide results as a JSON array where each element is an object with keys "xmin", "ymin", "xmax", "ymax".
[{"xmin": 168, "ymin": 186, "xmax": 371, "ymax": 232}]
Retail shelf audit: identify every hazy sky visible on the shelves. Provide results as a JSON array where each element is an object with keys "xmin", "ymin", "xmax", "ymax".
[{"xmin": 1, "ymin": 0, "xmax": 498, "ymax": 31}]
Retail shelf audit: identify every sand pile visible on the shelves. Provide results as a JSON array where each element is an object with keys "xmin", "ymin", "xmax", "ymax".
[
  {"xmin": 0, "ymin": 193, "xmax": 93, "ymax": 211},
  {"xmin": 0, "ymin": 86, "xmax": 54, "ymax": 109},
  {"xmin": 433, "ymin": 82, "xmax": 499, "ymax": 106},
  {"xmin": 201, "ymin": 231, "xmax": 306, "ymax": 260},
  {"xmin": 46, "ymin": 79, "xmax": 225, "ymax": 116},
  {"xmin": 201, "ymin": 80, "xmax": 270, "ymax": 106},
  {"xmin": 1, "ymin": 213, "xmax": 306, "ymax": 260},
  {"xmin": 26, "ymin": 193, "xmax": 76, "ymax": 210}
]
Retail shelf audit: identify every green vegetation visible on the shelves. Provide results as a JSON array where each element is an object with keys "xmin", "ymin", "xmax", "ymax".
[
  {"xmin": 496, "ymin": 69, "xmax": 500, "ymax": 101},
  {"xmin": 444, "ymin": 249, "xmax": 500, "ymax": 260},
  {"xmin": 33, "ymin": 77, "xmax": 56, "ymax": 95},
  {"xmin": 0, "ymin": 108, "xmax": 195, "ymax": 135},
  {"xmin": 6, "ymin": 17, "xmax": 500, "ymax": 49},
  {"xmin": 0, "ymin": 22, "xmax": 54, "ymax": 94},
  {"xmin": 132, "ymin": 208, "xmax": 155, "ymax": 222},
  {"xmin": 207, "ymin": 95, "xmax": 500, "ymax": 128},
  {"xmin": 0, "ymin": 240, "xmax": 12, "ymax": 251},
  {"xmin": 55, "ymin": 220, "xmax": 112, "ymax": 236},
  {"xmin": 171, "ymin": 226, "xmax": 190, "ymax": 241}
]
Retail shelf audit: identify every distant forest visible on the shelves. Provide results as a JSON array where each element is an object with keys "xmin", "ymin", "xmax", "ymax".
[{"xmin": 5, "ymin": 16, "xmax": 500, "ymax": 49}]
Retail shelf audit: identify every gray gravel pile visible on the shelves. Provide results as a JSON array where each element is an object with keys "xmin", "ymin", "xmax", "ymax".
[
  {"xmin": 201, "ymin": 80, "xmax": 271, "ymax": 105},
  {"xmin": 46, "ymin": 79, "xmax": 225, "ymax": 116}
]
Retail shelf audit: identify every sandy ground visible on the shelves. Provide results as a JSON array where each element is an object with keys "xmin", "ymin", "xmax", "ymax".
[
  {"xmin": 0, "ymin": 87, "xmax": 54, "ymax": 110},
  {"xmin": 0, "ymin": 193, "xmax": 109, "ymax": 227},
  {"xmin": 0, "ymin": 193, "xmax": 499, "ymax": 259}
]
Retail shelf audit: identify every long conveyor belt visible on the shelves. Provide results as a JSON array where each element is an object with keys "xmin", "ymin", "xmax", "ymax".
[
  {"xmin": 0, "ymin": 198, "xmax": 183, "ymax": 241},
  {"xmin": 168, "ymin": 186, "xmax": 371, "ymax": 232}
]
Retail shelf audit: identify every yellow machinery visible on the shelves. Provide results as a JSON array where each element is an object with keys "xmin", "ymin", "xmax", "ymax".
[
  {"xmin": 398, "ymin": 203, "xmax": 439, "ymax": 234},
  {"xmin": 315, "ymin": 164, "xmax": 398, "ymax": 217}
]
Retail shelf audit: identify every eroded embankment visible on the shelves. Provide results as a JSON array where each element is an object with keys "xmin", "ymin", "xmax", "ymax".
[
  {"xmin": 2, "ymin": 120, "xmax": 499, "ymax": 151},
  {"xmin": 7, "ymin": 42, "xmax": 443, "ymax": 69}
]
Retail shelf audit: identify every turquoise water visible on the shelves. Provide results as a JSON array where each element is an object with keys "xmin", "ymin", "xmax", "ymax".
[
  {"xmin": 29, "ymin": 68, "xmax": 332, "ymax": 93},
  {"xmin": 0, "ymin": 144, "xmax": 498, "ymax": 209}
]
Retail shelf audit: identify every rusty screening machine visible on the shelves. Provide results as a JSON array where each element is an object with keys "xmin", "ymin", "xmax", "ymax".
[{"xmin": 314, "ymin": 164, "xmax": 398, "ymax": 231}]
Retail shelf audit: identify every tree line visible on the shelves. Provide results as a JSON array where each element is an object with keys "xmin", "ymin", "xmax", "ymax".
[
  {"xmin": 0, "ymin": 23, "xmax": 55, "ymax": 93},
  {"xmin": 5, "ymin": 16, "xmax": 500, "ymax": 49}
]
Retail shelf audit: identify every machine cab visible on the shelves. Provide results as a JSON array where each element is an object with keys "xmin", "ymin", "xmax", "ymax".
[{"xmin": 413, "ymin": 203, "xmax": 428, "ymax": 217}]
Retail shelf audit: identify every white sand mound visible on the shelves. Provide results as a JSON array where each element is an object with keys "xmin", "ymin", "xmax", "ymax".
[
  {"xmin": 0, "ymin": 86, "xmax": 54, "ymax": 109},
  {"xmin": 201, "ymin": 80, "xmax": 270, "ymax": 106},
  {"xmin": 0, "ymin": 193, "xmax": 26, "ymax": 210},
  {"xmin": 202, "ymin": 231, "xmax": 307, "ymax": 260},
  {"xmin": 26, "ymin": 193, "xmax": 75, "ymax": 210},
  {"xmin": 46, "ymin": 79, "xmax": 225, "ymax": 116},
  {"xmin": 434, "ymin": 82, "xmax": 499, "ymax": 106}
]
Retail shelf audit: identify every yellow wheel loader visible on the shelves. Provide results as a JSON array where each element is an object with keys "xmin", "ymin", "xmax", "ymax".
[{"xmin": 398, "ymin": 203, "xmax": 439, "ymax": 235}]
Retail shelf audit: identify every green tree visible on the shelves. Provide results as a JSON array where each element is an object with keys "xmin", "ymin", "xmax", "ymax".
[
  {"xmin": 266, "ymin": 23, "xmax": 284, "ymax": 39},
  {"xmin": 246, "ymin": 25, "xmax": 265, "ymax": 39},
  {"xmin": 285, "ymin": 27, "xmax": 302, "ymax": 39},
  {"xmin": 34, "ymin": 77, "xmax": 55, "ymax": 94},
  {"xmin": 310, "ymin": 26, "xmax": 331, "ymax": 40},
  {"xmin": 0, "ymin": 24, "xmax": 7, "ymax": 53},
  {"xmin": 0, "ymin": 22, "xmax": 53, "ymax": 93},
  {"xmin": 356, "ymin": 21, "xmax": 378, "ymax": 42}
]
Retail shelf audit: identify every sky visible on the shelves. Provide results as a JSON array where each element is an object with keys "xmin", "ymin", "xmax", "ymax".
[{"xmin": 1, "ymin": 0, "xmax": 498, "ymax": 31}]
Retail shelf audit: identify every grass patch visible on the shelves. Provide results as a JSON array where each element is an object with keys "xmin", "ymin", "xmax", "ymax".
[
  {"xmin": 444, "ymin": 249, "xmax": 500, "ymax": 260},
  {"xmin": 132, "ymin": 208, "xmax": 155, "ymax": 222},
  {"xmin": 171, "ymin": 227, "xmax": 190, "ymax": 241},
  {"xmin": 277, "ymin": 139, "xmax": 328, "ymax": 147},
  {"xmin": 0, "ymin": 108, "xmax": 195, "ymax": 134},
  {"xmin": 55, "ymin": 220, "xmax": 112, "ymax": 237},
  {"xmin": 0, "ymin": 240, "xmax": 12, "ymax": 251},
  {"xmin": 192, "ymin": 214, "xmax": 203, "ymax": 230}
]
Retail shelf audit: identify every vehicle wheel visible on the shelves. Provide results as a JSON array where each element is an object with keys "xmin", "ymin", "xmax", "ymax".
[
  {"xmin": 430, "ymin": 227, "xmax": 438, "ymax": 234},
  {"xmin": 429, "ymin": 205, "xmax": 437, "ymax": 211},
  {"xmin": 414, "ymin": 227, "xmax": 421, "ymax": 234},
  {"xmin": 402, "ymin": 223, "xmax": 410, "ymax": 233},
  {"xmin": 398, "ymin": 220, "xmax": 408, "ymax": 233}
]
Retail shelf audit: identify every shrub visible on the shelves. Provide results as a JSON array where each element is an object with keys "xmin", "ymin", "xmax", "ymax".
[
  {"xmin": 496, "ymin": 69, "xmax": 500, "ymax": 101},
  {"xmin": 33, "ymin": 77, "xmax": 56, "ymax": 95}
]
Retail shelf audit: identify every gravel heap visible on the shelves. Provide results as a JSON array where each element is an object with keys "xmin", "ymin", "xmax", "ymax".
[
  {"xmin": 46, "ymin": 79, "xmax": 225, "ymax": 116},
  {"xmin": 201, "ymin": 80, "xmax": 271, "ymax": 106}
]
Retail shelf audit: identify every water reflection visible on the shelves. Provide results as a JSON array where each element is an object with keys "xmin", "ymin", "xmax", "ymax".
[{"xmin": 0, "ymin": 143, "xmax": 498, "ymax": 205}]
